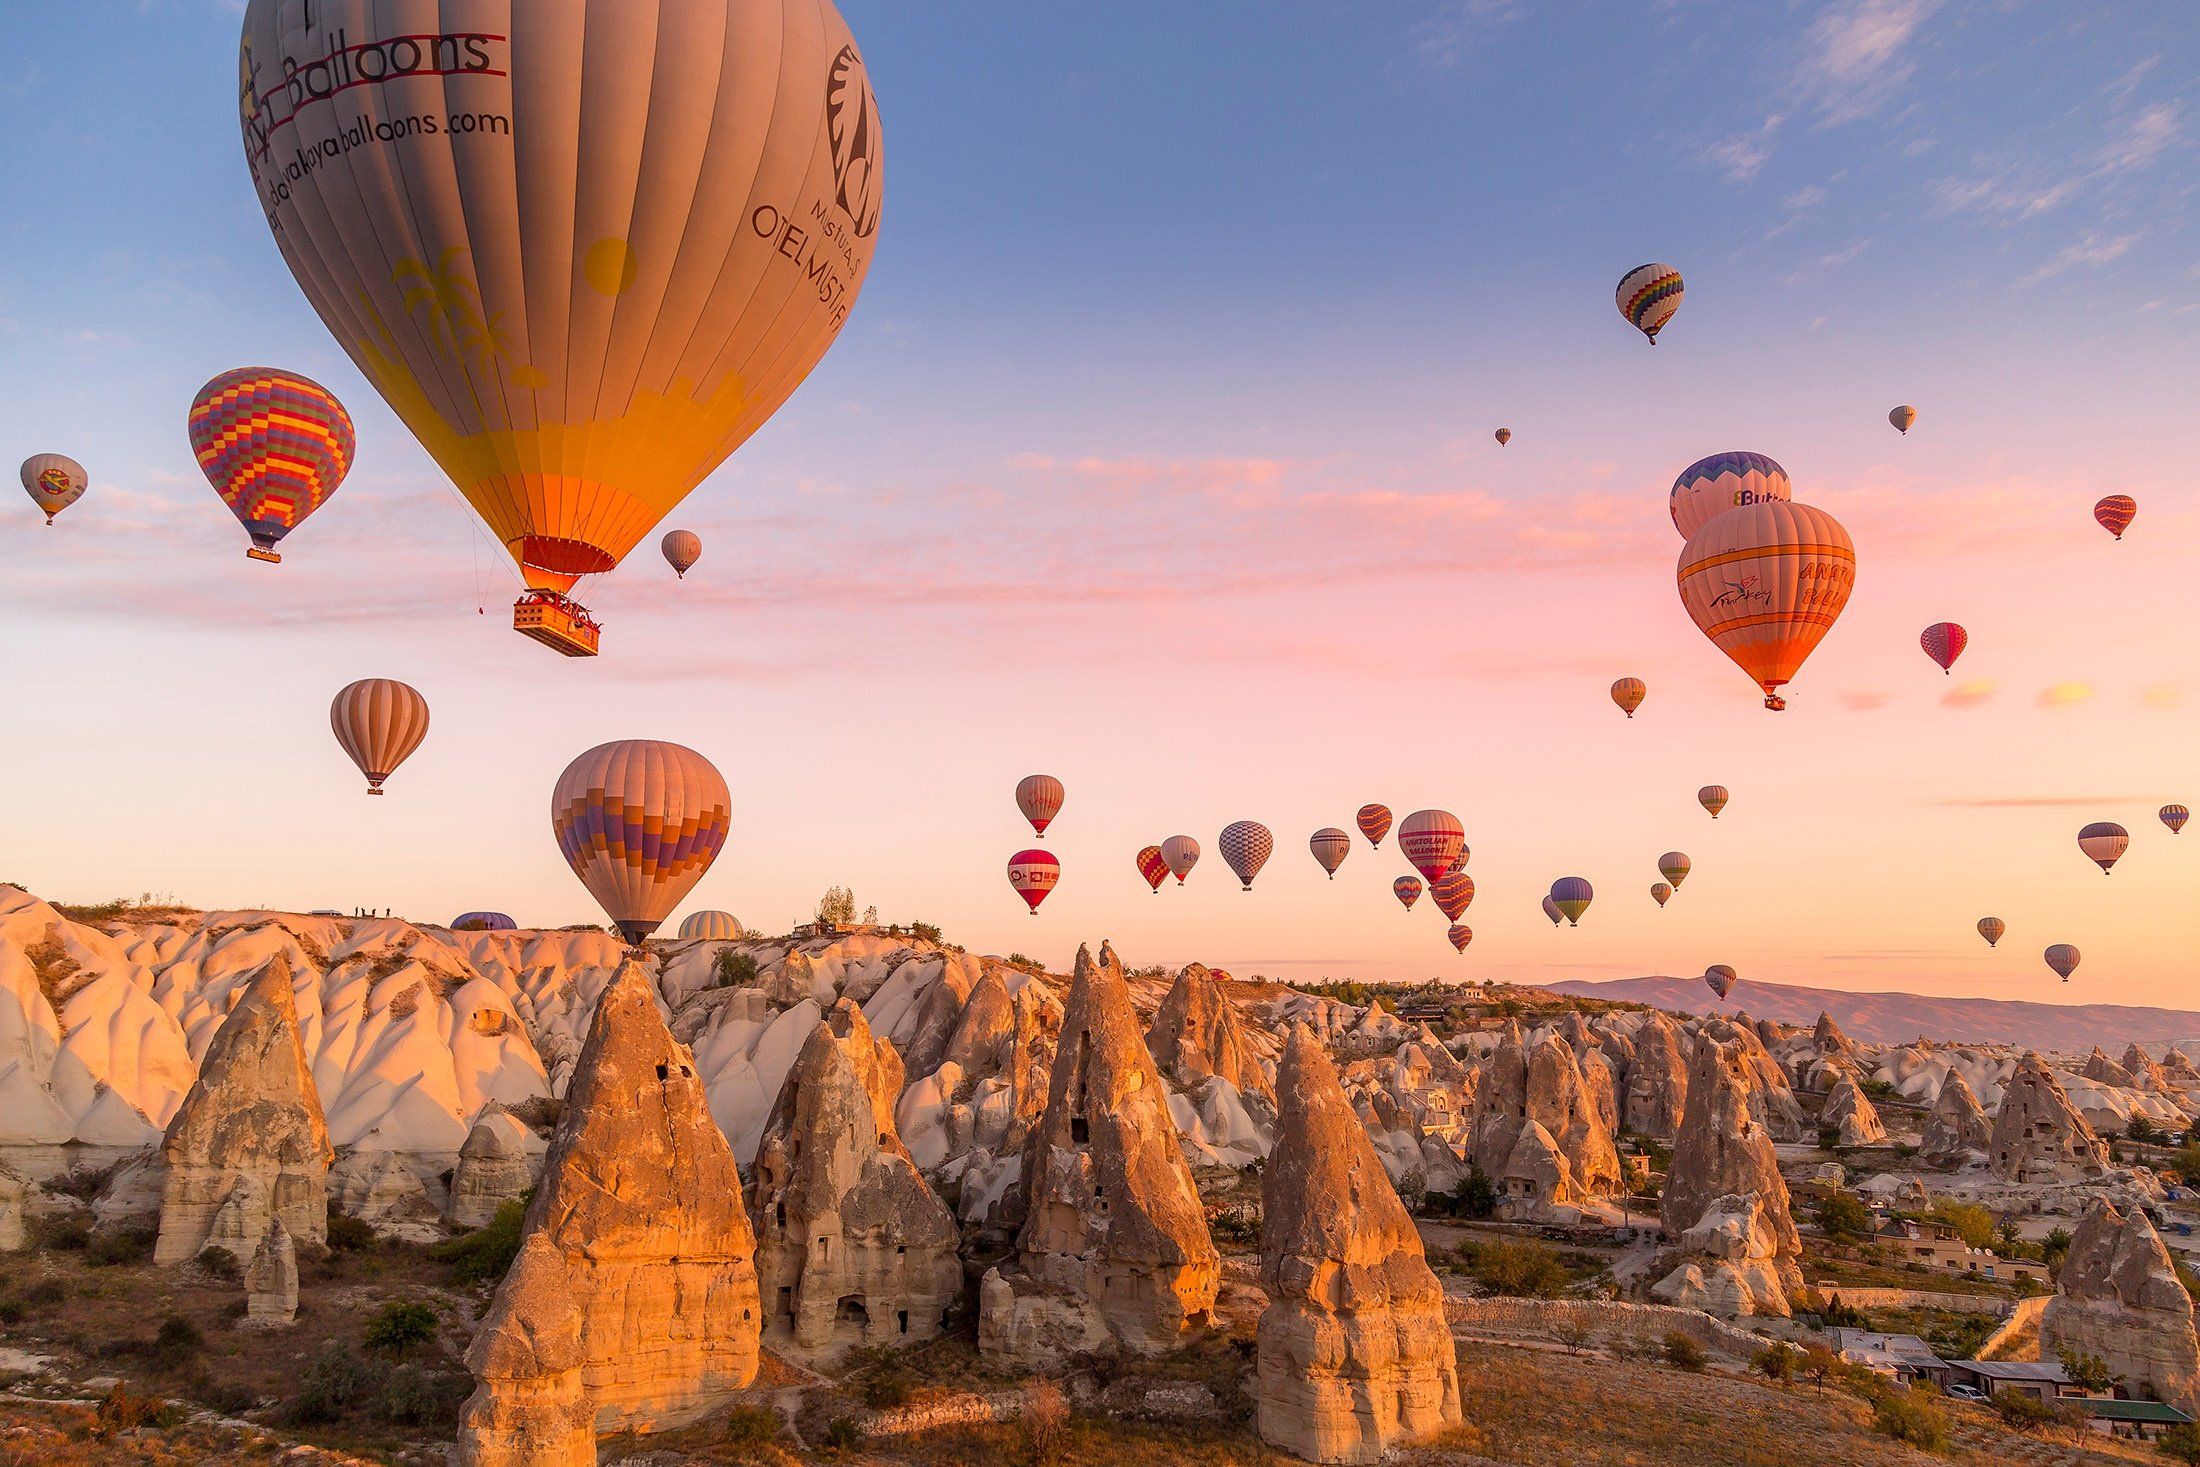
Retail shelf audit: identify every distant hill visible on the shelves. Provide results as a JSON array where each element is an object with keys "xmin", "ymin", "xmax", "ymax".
[{"xmin": 1546, "ymin": 975, "xmax": 2200, "ymax": 1053}]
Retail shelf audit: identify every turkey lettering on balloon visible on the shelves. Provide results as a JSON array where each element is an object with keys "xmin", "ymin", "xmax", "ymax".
[
  {"xmin": 1668, "ymin": 452, "xmax": 1789, "ymax": 540},
  {"xmin": 237, "ymin": 0, "xmax": 883, "ymax": 653},
  {"xmin": 1677, "ymin": 501, "xmax": 1856, "ymax": 711}
]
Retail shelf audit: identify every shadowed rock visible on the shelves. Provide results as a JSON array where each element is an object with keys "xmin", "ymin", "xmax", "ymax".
[
  {"xmin": 455, "ymin": 1233, "xmax": 596, "ymax": 1467},
  {"xmin": 1653, "ymin": 1037, "xmax": 1802, "ymax": 1317},
  {"xmin": 1991, "ymin": 1052, "xmax": 2111, "ymax": 1183},
  {"xmin": 2044, "ymin": 1200, "xmax": 2200, "ymax": 1414}
]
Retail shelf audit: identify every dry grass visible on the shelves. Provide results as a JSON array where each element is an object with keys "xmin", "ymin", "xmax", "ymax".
[{"xmin": 0, "ymin": 1396, "xmax": 371, "ymax": 1465}]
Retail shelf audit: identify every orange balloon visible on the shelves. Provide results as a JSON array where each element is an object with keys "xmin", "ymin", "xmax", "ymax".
[{"xmin": 1677, "ymin": 501, "xmax": 1856, "ymax": 711}]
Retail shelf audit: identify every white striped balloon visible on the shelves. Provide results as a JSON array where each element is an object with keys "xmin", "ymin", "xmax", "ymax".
[
  {"xmin": 330, "ymin": 679, "xmax": 430, "ymax": 794},
  {"xmin": 1309, "ymin": 828, "xmax": 1351, "ymax": 879}
]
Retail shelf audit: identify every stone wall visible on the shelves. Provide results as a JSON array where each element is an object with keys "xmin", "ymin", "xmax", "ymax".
[
  {"xmin": 1976, "ymin": 1295, "xmax": 2052, "ymax": 1360},
  {"xmin": 1808, "ymin": 1286, "xmax": 2019, "ymax": 1317},
  {"xmin": 1448, "ymin": 1296, "xmax": 1767, "ymax": 1360}
]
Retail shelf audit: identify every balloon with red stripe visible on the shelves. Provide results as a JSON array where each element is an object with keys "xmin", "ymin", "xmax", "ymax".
[
  {"xmin": 1136, "ymin": 845, "xmax": 1168, "ymax": 893},
  {"xmin": 1015, "ymin": 775, "xmax": 1064, "ymax": 837},
  {"xmin": 1397, "ymin": 809, "xmax": 1466, "ymax": 882},
  {"xmin": 1007, "ymin": 849, "xmax": 1060, "ymax": 914},
  {"xmin": 1919, "ymin": 622, "xmax": 1967, "ymax": 675},
  {"xmin": 2095, "ymin": 495, "xmax": 2137, "ymax": 541},
  {"xmin": 1309, "ymin": 828, "xmax": 1352, "ymax": 880},
  {"xmin": 1446, "ymin": 923, "xmax": 1473, "ymax": 953},
  {"xmin": 1162, "ymin": 835, "xmax": 1201, "ymax": 883},
  {"xmin": 1393, "ymin": 877, "xmax": 1423, "ymax": 912},
  {"xmin": 1356, "ymin": 803, "xmax": 1392, "ymax": 848},
  {"xmin": 1430, "ymin": 869, "xmax": 1475, "ymax": 922},
  {"xmin": 2077, "ymin": 822, "xmax": 2129, "ymax": 874}
]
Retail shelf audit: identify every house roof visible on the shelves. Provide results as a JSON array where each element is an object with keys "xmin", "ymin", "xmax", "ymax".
[
  {"xmin": 2081, "ymin": 1399, "xmax": 2193, "ymax": 1424},
  {"xmin": 1831, "ymin": 1330, "xmax": 1945, "ymax": 1367},
  {"xmin": 1952, "ymin": 1359, "xmax": 2072, "ymax": 1383}
]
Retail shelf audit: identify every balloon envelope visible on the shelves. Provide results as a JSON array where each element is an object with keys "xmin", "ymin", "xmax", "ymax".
[
  {"xmin": 1550, "ymin": 877, "xmax": 1593, "ymax": 925},
  {"xmin": 661, "ymin": 529, "xmax": 702, "ymax": 579},
  {"xmin": 1677, "ymin": 501, "xmax": 1856, "ymax": 711},
  {"xmin": 2044, "ymin": 943, "xmax": 2080, "ymax": 981},
  {"xmin": 1016, "ymin": 775, "xmax": 1065, "ymax": 837},
  {"xmin": 1668, "ymin": 451, "xmax": 1790, "ymax": 540},
  {"xmin": 1651, "ymin": 882, "xmax": 1672, "ymax": 907},
  {"xmin": 20, "ymin": 454, "xmax": 87, "ymax": 524},
  {"xmin": 1616, "ymin": 262, "xmax": 1684, "ymax": 342},
  {"xmin": 1447, "ymin": 923, "xmax": 1473, "ymax": 953},
  {"xmin": 1393, "ymin": 877, "xmax": 1423, "ymax": 911},
  {"xmin": 1657, "ymin": 852, "xmax": 1691, "ymax": 887},
  {"xmin": 189, "ymin": 368, "xmax": 355, "ymax": 561},
  {"xmin": 1611, "ymin": 677, "xmax": 1647, "ymax": 718},
  {"xmin": 330, "ymin": 679, "xmax": 429, "ymax": 794},
  {"xmin": 1397, "ymin": 810, "xmax": 1467, "ymax": 882},
  {"xmin": 1162, "ymin": 835, "xmax": 1201, "ymax": 883},
  {"xmin": 1356, "ymin": 804, "xmax": 1392, "ymax": 848},
  {"xmin": 1431, "ymin": 869, "xmax": 1476, "ymax": 922},
  {"xmin": 1541, "ymin": 895, "xmax": 1563, "ymax": 926},
  {"xmin": 1136, "ymin": 844, "xmax": 1169, "ymax": 893},
  {"xmin": 1006, "ymin": 849, "xmax": 1060, "ymax": 914},
  {"xmin": 1704, "ymin": 964, "xmax": 1736, "ymax": 1000},
  {"xmin": 2095, "ymin": 495, "xmax": 2137, "ymax": 540},
  {"xmin": 1889, "ymin": 405, "xmax": 1917, "ymax": 434},
  {"xmin": 2162, "ymin": 805, "xmax": 2190, "ymax": 836},
  {"xmin": 450, "ymin": 911, "xmax": 516, "ymax": 932},
  {"xmin": 1699, "ymin": 785, "xmax": 1730, "ymax": 819},
  {"xmin": 1977, "ymin": 916, "xmax": 2005, "ymax": 948},
  {"xmin": 1219, "ymin": 821, "xmax": 1274, "ymax": 890},
  {"xmin": 1920, "ymin": 622, "xmax": 1967, "ymax": 674},
  {"xmin": 679, "ymin": 910, "xmax": 745, "ymax": 940},
  {"xmin": 1494, "ymin": 428, "xmax": 1511, "ymax": 446},
  {"xmin": 1309, "ymin": 828, "xmax": 1352, "ymax": 879},
  {"xmin": 2078, "ymin": 821, "xmax": 2129, "ymax": 873},
  {"xmin": 552, "ymin": 740, "xmax": 732, "ymax": 945}
]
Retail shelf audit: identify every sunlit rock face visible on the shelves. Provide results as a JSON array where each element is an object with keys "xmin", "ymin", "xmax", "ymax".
[
  {"xmin": 1991, "ymin": 1052, "xmax": 2112, "ymax": 1184},
  {"xmin": 1653, "ymin": 1036, "xmax": 1802, "ymax": 1319},
  {"xmin": 455, "ymin": 1234, "xmax": 596, "ymax": 1467},
  {"xmin": 2043, "ymin": 1200, "xmax": 2200, "ymax": 1415}
]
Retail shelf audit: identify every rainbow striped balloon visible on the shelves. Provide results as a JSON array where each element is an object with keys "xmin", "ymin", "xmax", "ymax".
[
  {"xmin": 1616, "ymin": 262, "xmax": 1684, "ymax": 343},
  {"xmin": 1431, "ymin": 869, "xmax": 1476, "ymax": 922},
  {"xmin": 552, "ymin": 740, "xmax": 731, "ymax": 945},
  {"xmin": 188, "ymin": 368, "xmax": 355, "ymax": 562}
]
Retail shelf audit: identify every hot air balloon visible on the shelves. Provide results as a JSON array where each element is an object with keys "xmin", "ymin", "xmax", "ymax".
[
  {"xmin": 2078, "ymin": 821, "xmax": 2129, "ymax": 874},
  {"xmin": 1550, "ymin": 877, "xmax": 1593, "ymax": 926},
  {"xmin": 1704, "ymin": 964, "xmax": 1736, "ymax": 1000},
  {"xmin": 1699, "ymin": 786, "xmax": 1730, "ymax": 819},
  {"xmin": 1668, "ymin": 451, "xmax": 1791, "ymax": 540},
  {"xmin": 2044, "ymin": 943, "xmax": 2080, "ymax": 982},
  {"xmin": 1016, "ymin": 775, "xmax": 1065, "ymax": 837},
  {"xmin": 1650, "ymin": 882, "xmax": 1672, "ymax": 907},
  {"xmin": 329, "ymin": 679, "xmax": 430, "ymax": 795},
  {"xmin": 188, "ymin": 368, "xmax": 355, "ymax": 564},
  {"xmin": 1162, "ymin": 835, "xmax": 1201, "ymax": 884},
  {"xmin": 552, "ymin": 740, "xmax": 731, "ymax": 945},
  {"xmin": 1889, "ymin": 405, "xmax": 1917, "ymax": 435},
  {"xmin": 661, "ymin": 529, "xmax": 702, "ymax": 579},
  {"xmin": 679, "ymin": 910, "xmax": 745, "ymax": 940},
  {"xmin": 1007, "ymin": 849, "xmax": 1060, "ymax": 914},
  {"xmin": 20, "ymin": 454, "xmax": 87, "ymax": 525},
  {"xmin": 1431, "ymin": 869, "xmax": 1476, "ymax": 922},
  {"xmin": 1220, "ymin": 821, "xmax": 1274, "ymax": 891},
  {"xmin": 1309, "ymin": 828, "xmax": 1352, "ymax": 880},
  {"xmin": 1447, "ymin": 923, "xmax": 1473, "ymax": 953},
  {"xmin": 2162, "ymin": 805, "xmax": 2190, "ymax": 836},
  {"xmin": 1393, "ymin": 877, "xmax": 1423, "ymax": 912},
  {"xmin": 1398, "ymin": 810, "xmax": 1467, "ymax": 882},
  {"xmin": 1920, "ymin": 622, "xmax": 1967, "ymax": 675},
  {"xmin": 2095, "ymin": 495, "xmax": 2137, "ymax": 540},
  {"xmin": 1657, "ymin": 852, "xmax": 1691, "ymax": 888},
  {"xmin": 1977, "ymin": 917, "xmax": 2005, "ymax": 948},
  {"xmin": 1677, "ymin": 501, "xmax": 1857, "ymax": 711},
  {"xmin": 237, "ymin": 0, "xmax": 885, "ymax": 654},
  {"xmin": 1136, "ymin": 845, "xmax": 1169, "ymax": 893},
  {"xmin": 1616, "ymin": 262, "xmax": 1684, "ymax": 343},
  {"xmin": 1357, "ymin": 804, "xmax": 1393, "ymax": 848},
  {"xmin": 1541, "ymin": 895, "xmax": 1563, "ymax": 927},
  {"xmin": 1494, "ymin": 428, "xmax": 1511, "ymax": 446},
  {"xmin": 1611, "ymin": 677, "xmax": 1647, "ymax": 719},
  {"xmin": 450, "ymin": 911, "xmax": 516, "ymax": 932}
]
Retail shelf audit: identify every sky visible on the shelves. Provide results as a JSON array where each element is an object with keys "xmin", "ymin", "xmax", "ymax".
[{"xmin": 1, "ymin": 1, "xmax": 2196, "ymax": 1003}]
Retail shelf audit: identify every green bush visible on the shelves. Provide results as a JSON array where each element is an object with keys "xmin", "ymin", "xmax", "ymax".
[
  {"xmin": 1817, "ymin": 1192, "xmax": 1871, "ymax": 1239},
  {"xmin": 1926, "ymin": 1200, "xmax": 1997, "ymax": 1250},
  {"xmin": 325, "ymin": 1205, "xmax": 377, "ymax": 1253},
  {"xmin": 1459, "ymin": 1240, "xmax": 1569, "ymax": 1298},
  {"xmin": 364, "ymin": 1301, "xmax": 441, "ymax": 1357},
  {"xmin": 286, "ymin": 1344, "xmax": 386, "ymax": 1425},
  {"xmin": 718, "ymin": 1404, "xmax": 782, "ymax": 1447},
  {"xmin": 153, "ymin": 1316, "xmax": 203, "ymax": 1370},
  {"xmin": 86, "ymin": 1225, "xmax": 155, "ymax": 1268},
  {"xmin": 712, "ymin": 948, "xmax": 760, "ymax": 988},
  {"xmin": 196, "ymin": 1246, "xmax": 241, "ymax": 1281},
  {"xmin": 1753, "ymin": 1343, "xmax": 1798, "ymax": 1383},
  {"xmin": 1662, "ymin": 1332, "xmax": 1707, "ymax": 1372},
  {"xmin": 31, "ymin": 1212, "xmax": 92, "ymax": 1251},
  {"xmin": 1994, "ymin": 1390, "xmax": 2056, "ymax": 1433},
  {"xmin": 2157, "ymin": 1421, "xmax": 2200, "ymax": 1464},
  {"xmin": 1871, "ymin": 1387, "xmax": 1948, "ymax": 1449},
  {"xmin": 429, "ymin": 1195, "xmax": 528, "ymax": 1284}
]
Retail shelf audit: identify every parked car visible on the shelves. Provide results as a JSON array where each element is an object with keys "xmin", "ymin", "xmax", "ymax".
[{"xmin": 1946, "ymin": 1383, "xmax": 1988, "ymax": 1403}]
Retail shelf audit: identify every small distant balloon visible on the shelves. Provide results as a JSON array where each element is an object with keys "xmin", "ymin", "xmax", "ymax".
[
  {"xmin": 1220, "ymin": 821, "xmax": 1274, "ymax": 890},
  {"xmin": 1616, "ymin": 262, "xmax": 1684, "ymax": 343},
  {"xmin": 1431, "ymin": 869, "xmax": 1476, "ymax": 922},
  {"xmin": 1550, "ymin": 877, "xmax": 1593, "ymax": 926},
  {"xmin": 1704, "ymin": 964, "xmax": 1737, "ymax": 1000},
  {"xmin": 1977, "ymin": 917, "xmax": 2005, "ymax": 948},
  {"xmin": 2044, "ymin": 943, "xmax": 2080, "ymax": 982},
  {"xmin": 2162, "ymin": 805, "xmax": 2190, "ymax": 836},
  {"xmin": 1398, "ymin": 809, "xmax": 1467, "ymax": 883},
  {"xmin": 1356, "ymin": 804, "xmax": 1393, "ymax": 848},
  {"xmin": 451, "ymin": 911, "xmax": 516, "ymax": 932},
  {"xmin": 1919, "ymin": 622, "xmax": 1967, "ymax": 675},
  {"xmin": 330, "ymin": 679, "xmax": 430, "ymax": 795},
  {"xmin": 1394, "ymin": 877, "xmax": 1423, "ymax": 912},
  {"xmin": 2095, "ymin": 495, "xmax": 2137, "ymax": 541},
  {"xmin": 1651, "ymin": 882, "xmax": 1673, "ymax": 908},
  {"xmin": 1136, "ymin": 845, "xmax": 1169, "ymax": 893},
  {"xmin": 1658, "ymin": 852, "xmax": 1691, "ymax": 888},
  {"xmin": 1699, "ymin": 786, "xmax": 1730, "ymax": 819},
  {"xmin": 1889, "ymin": 405, "xmax": 1917, "ymax": 435},
  {"xmin": 20, "ymin": 454, "xmax": 87, "ymax": 525},
  {"xmin": 2078, "ymin": 821, "xmax": 2129, "ymax": 874},
  {"xmin": 1494, "ymin": 428, "xmax": 1511, "ymax": 446},
  {"xmin": 1016, "ymin": 775, "xmax": 1065, "ymax": 838},
  {"xmin": 1007, "ymin": 849, "xmax": 1060, "ymax": 914},
  {"xmin": 1541, "ymin": 895, "xmax": 1563, "ymax": 927},
  {"xmin": 1447, "ymin": 923, "xmax": 1473, "ymax": 953},
  {"xmin": 1309, "ymin": 828, "xmax": 1352, "ymax": 880},
  {"xmin": 1668, "ymin": 451, "xmax": 1790, "ymax": 540},
  {"xmin": 1611, "ymin": 678, "xmax": 1647, "ymax": 719},
  {"xmin": 1162, "ymin": 835, "xmax": 1201, "ymax": 883},
  {"xmin": 661, "ymin": 529, "xmax": 702, "ymax": 579}
]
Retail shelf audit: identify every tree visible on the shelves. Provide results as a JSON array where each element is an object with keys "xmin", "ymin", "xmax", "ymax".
[
  {"xmin": 816, "ymin": 886, "xmax": 856, "ymax": 925},
  {"xmin": 1662, "ymin": 1332, "xmax": 1707, "ymax": 1372},
  {"xmin": 1799, "ymin": 1344, "xmax": 1841, "ymax": 1393},
  {"xmin": 1754, "ymin": 1343, "xmax": 1799, "ymax": 1384},
  {"xmin": 2058, "ymin": 1349, "xmax": 2114, "ymax": 1393},
  {"xmin": 2130, "ymin": 1116, "xmax": 2161, "ymax": 1144},
  {"xmin": 1552, "ymin": 1315, "xmax": 1594, "ymax": 1356},
  {"xmin": 2156, "ymin": 1422, "xmax": 2200, "ymax": 1464},
  {"xmin": 1927, "ymin": 1200, "xmax": 1997, "ymax": 1250},
  {"xmin": 1453, "ymin": 1164, "xmax": 1497, "ymax": 1221},
  {"xmin": 1994, "ymin": 1390, "xmax": 2056, "ymax": 1434},
  {"xmin": 1818, "ymin": 1192, "xmax": 1871, "ymax": 1240}
]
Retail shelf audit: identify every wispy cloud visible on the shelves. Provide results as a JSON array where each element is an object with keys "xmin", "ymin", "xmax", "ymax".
[
  {"xmin": 2020, "ymin": 231, "xmax": 2142, "ymax": 286},
  {"xmin": 1411, "ymin": 0, "xmax": 1522, "ymax": 70},
  {"xmin": 1941, "ymin": 679, "xmax": 1996, "ymax": 709},
  {"xmin": 2038, "ymin": 681, "xmax": 2095, "ymax": 708},
  {"xmin": 1801, "ymin": 0, "xmax": 1938, "ymax": 124},
  {"xmin": 1699, "ymin": 115, "xmax": 1786, "ymax": 184}
]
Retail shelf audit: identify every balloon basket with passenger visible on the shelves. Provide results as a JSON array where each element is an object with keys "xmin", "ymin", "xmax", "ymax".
[{"xmin": 513, "ymin": 591, "xmax": 602, "ymax": 658}]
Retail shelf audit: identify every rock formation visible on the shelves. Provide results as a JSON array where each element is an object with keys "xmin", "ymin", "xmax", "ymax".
[
  {"xmin": 522, "ymin": 961, "xmax": 760, "ymax": 1431},
  {"xmin": 2083, "ymin": 1047, "xmax": 2136, "ymax": 1088},
  {"xmin": 748, "ymin": 1000, "xmax": 961, "ymax": 1355},
  {"xmin": 1621, "ymin": 1011, "xmax": 1689, "ymax": 1139},
  {"xmin": 1822, "ymin": 1073, "xmax": 1887, "ymax": 1146},
  {"xmin": 1813, "ymin": 1011, "xmax": 1853, "ymax": 1055},
  {"xmin": 1653, "ymin": 1037, "xmax": 1802, "ymax": 1317},
  {"xmin": 0, "ymin": 1159, "xmax": 24, "ymax": 1251},
  {"xmin": 330, "ymin": 1148, "xmax": 441, "ymax": 1240},
  {"xmin": 1145, "ymin": 963, "xmax": 1274, "ymax": 1107},
  {"xmin": 2043, "ymin": 1200, "xmax": 2200, "ymax": 1414},
  {"xmin": 1469, "ymin": 1026, "xmax": 1621, "ymax": 1221},
  {"xmin": 979, "ymin": 942, "xmax": 1219, "ymax": 1362},
  {"xmin": 1991, "ymin": 1052, "xmax": 2112, "ymax": 1183},
  {"xmin": 1257, "ymin": 1027, "xmax": 1461, "ymax": 1464},
  {"xmin": 455, "ymin": 1233, "xmax": 596, "ymax": 1467},
  {"xmin": 1922, "ymin": 1069, "xmax": 1993, "ymax": 1165},
  {"xmin": 154, "ymin": 956, "xmax": 331, "ymax": 1264},
  {"xmin": 243, "ymin": 1220, "xmax": 297, "ymax": 1328},
  {"xmin": 448, "ymin": 1106, "xmax": 549, "ymax": 1228},
  {"xmin": 1701, "ymin": 1015, "xmax": 1808, "ymax": 1140}
]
